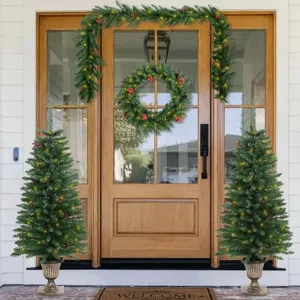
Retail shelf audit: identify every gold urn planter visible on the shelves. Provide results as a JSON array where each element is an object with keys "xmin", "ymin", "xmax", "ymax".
[
  {"xmin": 37, "ymin": 261, "xmax": 64, "ymax": 296},
  {"xmin": 241, "ymin": 260, "xmax": 267, "ymax": 296}
]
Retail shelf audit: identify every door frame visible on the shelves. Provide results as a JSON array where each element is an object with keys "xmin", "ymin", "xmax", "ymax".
[
  {"xmin": 36, "ymin": 14, "xmax": 101, "ymax": 267},
  {"xmin": 211, "ymin": 12, "xmax": 276, "ymax": 267},
  {"xmin": 36, "ymin": 11, "xmax": 276, "ymax": 268}
]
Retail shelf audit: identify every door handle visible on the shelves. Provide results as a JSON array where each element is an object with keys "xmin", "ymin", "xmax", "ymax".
[{"xmin": 200, "ymin": 124, "xmax": 209, "ymax": 179}]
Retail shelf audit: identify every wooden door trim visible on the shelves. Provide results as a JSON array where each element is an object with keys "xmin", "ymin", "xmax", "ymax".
[
  {"xmin": 36, "ymin": 14, "xmax": 100, "ymax": 267},
  {"xmin": 35, "ymin": 11, "xmax": 276, "ymax": 17},
  {"xmin": 212, "ymin": 13, "xmax": 276, "ymax": 267}
]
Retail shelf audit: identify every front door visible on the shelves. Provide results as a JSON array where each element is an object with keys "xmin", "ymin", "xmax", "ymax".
[{"xmin": 101, "ymin": 22, "xmax": 211, "ymax": 258}]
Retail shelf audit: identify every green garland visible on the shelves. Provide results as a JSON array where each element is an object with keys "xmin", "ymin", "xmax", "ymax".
[
  {"xmin": 75, "ymin": 2, "xmax": 233, "ymax": 104},
  {"xmin": 117, "ymin": 63, "xmax": 191, "ymax": 134}
]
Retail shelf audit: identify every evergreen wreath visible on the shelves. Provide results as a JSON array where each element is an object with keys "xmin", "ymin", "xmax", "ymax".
[
  {"xmin": 116, "ymin": 63, "xmax": 191, "ymax": 134},
  {"xmin": 75, "ymin": 2, "xmax": 233, "ymax": 104}
]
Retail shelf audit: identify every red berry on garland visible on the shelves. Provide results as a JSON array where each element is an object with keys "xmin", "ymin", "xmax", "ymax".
[
  {"xmin": 131, "ymin": 13, "xmax": 135, "ymax": 18},
  {"xmin": 127, "ymin": 88, "xmax": 134, "ymax": 94},
  {"xmin": 91, "ymin": 50, "xmax": 97, "ymax": 55},
  {"xmin": 178, "ymin": 78, "xmax": 184, "ymax": 84},
  {"xmin": 148, "ymin": 75, "xmax": 153, "ymax": 82},
  {"xmin": 96, "ymin": 19, "xmax": 102, "ymax": 24},
  {"xmin": 216, "ymin": 12, "xmax": 221, "ymax": 19},
  {"xmin": 32, "ymin": 142, "xmax": 38, "ymax": 147},
  {"xmin": 226, "ymin": 43, "xmax": 231, "ymax": 48},
  {"xmin": 236, "ymin": 142, "xmax": 241, "ymax": 147},
  {"xmin": 175, "ymin": 116, "xmax": 183, "ymax": 123},
  {"xmin": 142, "ymin": 114, "xmax": 148, "ymax": 121}
]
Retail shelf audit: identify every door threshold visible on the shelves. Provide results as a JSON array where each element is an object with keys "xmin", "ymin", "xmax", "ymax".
[{"xmin": 27, "ymin": 259, "xmax": 284, "ymax": 271}]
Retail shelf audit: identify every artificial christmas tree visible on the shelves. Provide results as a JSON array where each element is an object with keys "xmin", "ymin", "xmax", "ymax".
[
  {"xmin": 216, "ymin": 124, "xmax": 293, "ymax": 295},
  {"xmin": 12, "ymin": 129, "xmax": 88, "ymax": 295}
]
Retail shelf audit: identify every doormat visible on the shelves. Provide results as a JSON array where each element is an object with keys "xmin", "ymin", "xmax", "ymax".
[{"xmin": 95, "ymin": 287, "xmax": 216, "ymax": 300}]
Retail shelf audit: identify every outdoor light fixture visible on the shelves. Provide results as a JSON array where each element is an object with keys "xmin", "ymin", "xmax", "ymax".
[{"xmin": 144, "ymin": 31, "xmax": 171, "ymax": 63}]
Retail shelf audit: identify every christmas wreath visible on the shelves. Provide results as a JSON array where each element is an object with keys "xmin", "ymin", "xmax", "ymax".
[
  {"xmin": 116, "ymin": 63, "xmax": 191, "ymax": 134},
  {"xmin": 75, "ymin": 2, "xmax": 233, "ymax": 104}
]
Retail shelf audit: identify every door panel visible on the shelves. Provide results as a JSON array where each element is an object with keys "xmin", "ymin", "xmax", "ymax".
[
  {"xmin": 217, "ymin": 15, "xmax": 274, "ymax": 262},
  {"xmin": 101, "ymin": 23, "xmax": 211, "ymax": 258},
  {"xmin": 37, "ymin": 15, "xmax": 99, "ymax": 263},
  {"xmin": 114, "ymin": 199, "xmax": 197, "ymax": 235}
]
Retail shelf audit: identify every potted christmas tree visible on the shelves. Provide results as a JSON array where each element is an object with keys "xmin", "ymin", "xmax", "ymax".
[
  {"xmin": 216, "ymin": 113, "xmax": 293, "ymax": 295},
  {"xmin": 12, "ymin": 129, "xmax": 88, "ymax": 295}
]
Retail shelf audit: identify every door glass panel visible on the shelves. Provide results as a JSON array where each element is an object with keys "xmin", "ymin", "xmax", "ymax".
[
  {"xmin": 114, "ymin": 30, "xmax": 200, "ymax": 184},
  {"xmin": 114, "ymin": 109, "xmax": 154, "ymax": 183},
  {"xmin": 114, "ymin": 31, "xmax": 154, "ymax": 105},
  {"xmin": 47, "ymin": 108, "xmax": 88, "ymax": 183},
  {"xmin": 227, "ymin": 30, "xmax": 266, "ymax": 105},
  {"xmin": 158, "ymin": 109, "xmax": 198, "ymax": 184},
  {"xmin": 157, "ymin": 31, "xmax": 198, "ymax": 105},
  {"xmin": 225, "ymin": 108, "xmax": 265, "ymax": 182},
  {"xmin": 47, "ymin": 31, "xmax": 82, "ymax": 105}
]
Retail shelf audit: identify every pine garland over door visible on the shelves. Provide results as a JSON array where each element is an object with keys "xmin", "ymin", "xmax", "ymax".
[{"xmin": 75, "ymin": 2, "xmax": 233, "ymax": 104}]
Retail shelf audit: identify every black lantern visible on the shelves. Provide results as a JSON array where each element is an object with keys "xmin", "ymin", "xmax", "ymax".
[{"xmin": 144, "ymin": 31, "xmax": 171, "ymax": 63}]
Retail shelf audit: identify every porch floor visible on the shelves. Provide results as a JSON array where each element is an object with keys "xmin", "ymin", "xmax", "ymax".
[{"xmin": 0, "ymin": 286, "xmax": 300, "ymax": 299}]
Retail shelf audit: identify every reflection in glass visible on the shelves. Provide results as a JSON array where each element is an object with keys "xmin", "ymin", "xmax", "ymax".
[
  {"xmin": 225, "ymin": 108, "xmax": 265, "ymax": 182},
  {"xmin": 114, "ymin": 110, "xmax": 154, "ymax": 183},
  {"xmin": 114, "ymin": 31, "xmax": 154, "ymax": 105},
  {"xmin": 47, "ymin": 108, "xmax": 88, "ymax": 183},
  {"xmin": 158, "ymin": 109, "xmax": 198, "ymax": 184},
  {"xmin": 157, "ymin": 31, "xmax": 198, "ymax": 105},
  {"xmin": 226, "ymin": 30, "xmax": 266, "ymax": 105},
  {"xmin": 47, "ymin": 31, "xmax": 82, "ymax": 105},
  {"xmin": 144, "ymin": 30, "xmax": 171, "ymax": 63}
]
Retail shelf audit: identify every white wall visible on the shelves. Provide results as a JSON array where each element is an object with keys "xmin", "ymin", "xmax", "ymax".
[
  {"xmin": 0, "ymin": 0, "xmax": 24, "ymax": 287},
  {"xmin": 0, "ymin": 0, "xmax": 296, "ymax": 287},
  {"xmin": 288, "ymin": 0, "xmax": 300, "ymax": 286}
]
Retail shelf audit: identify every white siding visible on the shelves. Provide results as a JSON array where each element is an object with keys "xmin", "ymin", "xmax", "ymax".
[
  {"xmin": 289, "ymin": 0, "xmax": 300, "ymax": 286},
  {"xmin": 0, "ymin": 0, "xmax": 24, "ymax": 287}
]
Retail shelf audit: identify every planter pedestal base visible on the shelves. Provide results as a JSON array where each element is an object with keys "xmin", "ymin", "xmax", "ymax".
[
  {"xmin": 241, "ymin": 286, "xmax": 267, "ymax": 296},
  {"xmin": 37, "ymin": 286, "xmax": 64, "ymax": 296}
]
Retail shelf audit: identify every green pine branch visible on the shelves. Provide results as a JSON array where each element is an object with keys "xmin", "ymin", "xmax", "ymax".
[{"xmin": 75, "ymin": 3, "xmax": 233, "ymax": 104}]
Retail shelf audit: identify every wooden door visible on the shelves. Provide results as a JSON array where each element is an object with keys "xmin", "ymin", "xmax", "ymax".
[{"xmin": 101, "ymin": 22, "xmax": 211, "ymax": 258}]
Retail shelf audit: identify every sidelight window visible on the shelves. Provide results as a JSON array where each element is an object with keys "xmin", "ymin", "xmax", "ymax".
[{"xmin": 224, "ymin": 30, "xmax": 268, "ymax": 183}]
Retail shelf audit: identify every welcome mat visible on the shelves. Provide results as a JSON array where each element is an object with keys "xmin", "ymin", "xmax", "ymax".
[{"xmin": 95, "ymin": 287, "xmax": 216, "ymax": 300}]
